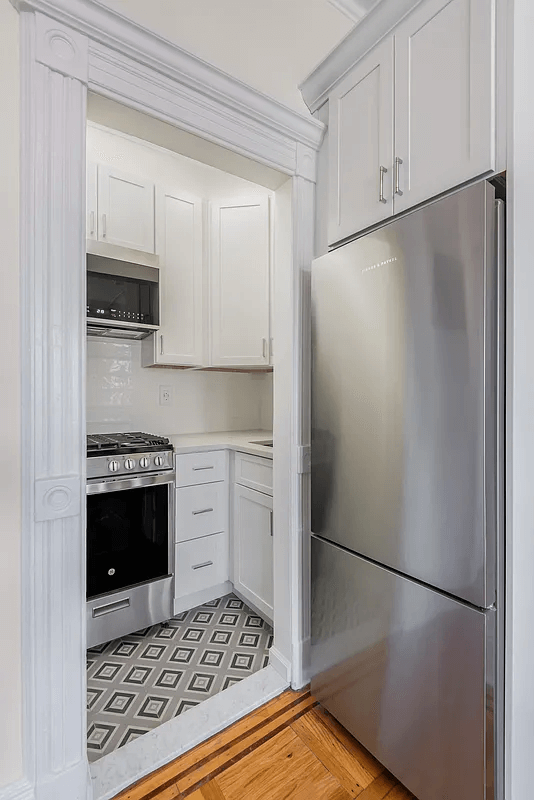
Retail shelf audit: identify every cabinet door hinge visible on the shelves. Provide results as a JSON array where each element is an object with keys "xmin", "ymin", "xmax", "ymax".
[{"xmin": 293, "ymin": 445, "xmax": 311, "ymax": 474}]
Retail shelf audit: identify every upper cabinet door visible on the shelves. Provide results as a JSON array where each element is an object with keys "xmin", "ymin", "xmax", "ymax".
[
  {"xmin": 155, "ymin": 186, "xmax": 204, "ymax": 366},
  {"xmin": 394, "ymin": 0, "xmax": 496, "ymax": 214},
  {"xmin": 97, "ymin": 165, "xmax": 156, "ymax": 253},
  {"xmin": 210, "ymin": 197, "xmax": 270, "ymax": 367},
  {"xmin": 328, "ymin": 37, "xmax": 394, "ymax": 246},
  {"xmin": 86, "ymin": 162, "xmax": 97, "ymax": 241}
]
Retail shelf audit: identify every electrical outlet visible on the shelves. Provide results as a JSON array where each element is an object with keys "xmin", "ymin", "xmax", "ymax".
[{"xmin": 159, "ymin": 385, "xmax": 172, "ymax": 406}]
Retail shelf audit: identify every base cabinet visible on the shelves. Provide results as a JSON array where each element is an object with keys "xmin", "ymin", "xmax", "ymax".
[{"xmin": 232, "ymin": 484, "xmax": 274, "ymax": 623}]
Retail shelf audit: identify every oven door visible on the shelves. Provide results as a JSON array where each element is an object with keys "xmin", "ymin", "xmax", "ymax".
[{"xmin": 86, "ymin": 472, "xmax": 174, "ymax": 600}]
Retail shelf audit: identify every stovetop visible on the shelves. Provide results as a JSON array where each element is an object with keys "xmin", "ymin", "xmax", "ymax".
[{"xmin": 87, "ymin": 432, "xmax": 171, "ymax": 458}]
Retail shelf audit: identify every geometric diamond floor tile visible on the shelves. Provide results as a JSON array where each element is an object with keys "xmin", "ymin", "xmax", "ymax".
[{"xmin": 87, "ymin": 593, "xmax": 272, "ymax": 762}]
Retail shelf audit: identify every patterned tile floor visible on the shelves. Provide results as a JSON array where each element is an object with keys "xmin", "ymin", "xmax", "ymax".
[{"xmin": 86, "ymin": 593, "xmax": 273, "ymax": 762}]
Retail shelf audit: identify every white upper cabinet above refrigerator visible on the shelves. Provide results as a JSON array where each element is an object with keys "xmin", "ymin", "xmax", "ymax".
[
  {"xmin": 96, "ymin": 165, "xmax": 156, "ymax": 253},
  {"xmin": 393, "ymin": 0, "xmax": 496, "ymax": 214},
  {"xmin": 324, "ymin": 0, "xmax": 498, "ymax": 246},
  {"xmin": 210, "ymin": 197, "xmax": 271, "ymax": 367},
  {"xmin": 328, "ymin": 37, "xmax": 394, "ymax": 244}
]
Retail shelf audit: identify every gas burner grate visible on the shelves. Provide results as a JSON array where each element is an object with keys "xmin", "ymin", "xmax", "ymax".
[{"xmin": 87, "ymin": 432, "xmax": 170, "ymax": 453}]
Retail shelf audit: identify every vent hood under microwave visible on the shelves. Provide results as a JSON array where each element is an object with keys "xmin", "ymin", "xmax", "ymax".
[{"xmin": 87, "ymin": 254, "xmax": 159, "ymax": 340}]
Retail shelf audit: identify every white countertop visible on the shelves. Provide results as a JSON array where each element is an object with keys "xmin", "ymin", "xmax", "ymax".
[{"xmin": 167, "ymin": 430, "xmax": 273, "ymax": 460}]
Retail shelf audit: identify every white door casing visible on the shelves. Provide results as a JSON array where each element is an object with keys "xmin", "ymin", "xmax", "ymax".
[{"xmin": 12, "ymin": 2, "xmax": 321, "ymax": 799}]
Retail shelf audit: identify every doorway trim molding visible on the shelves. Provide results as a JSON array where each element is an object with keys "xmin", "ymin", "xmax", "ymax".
[{"xmin": 9, "ymin": 2, "xmax": 321, "ymax": 798}]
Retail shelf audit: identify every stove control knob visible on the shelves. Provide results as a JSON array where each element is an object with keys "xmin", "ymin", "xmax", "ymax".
[
  {"xmin": 154, "ymin": 455, "xmax": 164, "ymax": 468},
  {"xmin": 139, "ymin": 457, "xmax": 149, "ymax": 469},
  {"xmin": 124, "ymin": 458, "xmax": 135, "ymax": 470},
  {"xmin": 108, "ymin": 460, "xmax": 120, "ymax": 473}
]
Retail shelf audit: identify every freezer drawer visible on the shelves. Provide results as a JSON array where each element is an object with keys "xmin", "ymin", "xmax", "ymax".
[{"xmin": 311, "ymin": 536, "xmax": 497, "ymax": 800}]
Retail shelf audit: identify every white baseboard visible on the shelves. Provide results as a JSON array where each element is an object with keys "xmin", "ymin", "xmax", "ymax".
[
  {"xmin": 291, "ymin": 636, "xmax": 311, "ymax": 690},
  {"xmin": 173, "ymin": 581, "xmax": 232, "ymax": 615},
  {"xmin": 269, "ymin": 646, "xmax": 292, "ymax": 683},
  {"xmin": 0, "ymin": 779, "xmax": 34, "ymax": 800}
]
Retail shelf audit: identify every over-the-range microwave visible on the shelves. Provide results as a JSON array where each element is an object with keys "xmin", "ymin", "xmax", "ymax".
[{"xmin": 86, "ymin": 253, "xmax": 159, "ymax": 340}]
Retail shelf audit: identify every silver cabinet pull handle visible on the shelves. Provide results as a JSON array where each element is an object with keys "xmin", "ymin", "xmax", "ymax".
[
  {"xmin": 192, "ymin": 465, "xmax": 214, "ymax": 471},
  {"xmin": 262, "ymin": 338, "xmax": 267, "ymax": 359},
  {"xmin": 92, "ymin": 597, "xmax": 130, "ymax": 618},
  {"xmin": 379, "ymin": 166, "xmax": 388, "ymax": 204},
  {"xmin": 160, "ymin": 335, "xmax": 164, "ymax": 355},
  {"xmin": 395, "ymin": 157, "xmax": 404, "ymax": 196},
  {"xmin": 90, "ymin": 211, "xmax": 95, "ymax": 236},
  {"xmin": 270, "ymin": 509, "xmax": 273, "ymax": 537},
  {"xmin": 102, "ymin": 213, "xmax": 107, "ymax": 238},
  {"xmin": 192, "ymin": 507, "xmax": 213, "ymax": 516},
  {"xmin": 192, "ymin": 560, "xmax": 213, "ymax": 570}
]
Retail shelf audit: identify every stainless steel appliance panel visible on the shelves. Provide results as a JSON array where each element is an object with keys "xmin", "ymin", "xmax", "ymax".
[
  {"xmin": 311, "ymin": 535, "xmax": 495, "ymax": 800},
  {"xmin": 311, "ymin": 181, "xmax": 498, "ymax": 607},
  {"xmin": 87, "ymin": 576, "xmax": 173, "ymax": 649}
]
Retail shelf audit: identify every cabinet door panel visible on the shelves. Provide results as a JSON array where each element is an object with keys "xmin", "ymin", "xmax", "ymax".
[
  {"xmin": 97, "ymin": 165, "xmax": 155, "ymax": 253},
  {"xmin": 86, "ymin": 162, "xmax": 97, "ymax": 241},
  {"xmin": 233, "ymin": 484, "xmax": 273, "ymax": 621},
  {"xmin": 328, "ymin": 37, "xmax": 394, "ymax": 245},
  {"xmin": 211, "ymin": 197, "xmax": 270, "ymax": 366},
  {"xmin": 156, "ymin": 187, "xmax": 203, "ymax": 366},
  {"xmin": 394, "ymin": 0, "xmax": 495, "ymax": 213}
]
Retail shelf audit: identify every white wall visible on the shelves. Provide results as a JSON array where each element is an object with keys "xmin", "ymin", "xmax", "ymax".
[
  {"xmin": 0, "ymin": 0, "xmax": 23, "ymax": 789},
  {"xmin": 507, "ymin": 1, "xmax": 534, "ymax": 796},
  {"xmin": 97, "ymin": 0, "xmax": 352, "ymax": 115},
  {"xmin": 87, "ymin": 339, "xmax": 271, "ymax": 435}
]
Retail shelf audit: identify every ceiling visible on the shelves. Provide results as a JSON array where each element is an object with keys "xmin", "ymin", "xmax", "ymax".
[{"xmin": 97, "ymin": 0, "xmax": 368, "ymax": 115}]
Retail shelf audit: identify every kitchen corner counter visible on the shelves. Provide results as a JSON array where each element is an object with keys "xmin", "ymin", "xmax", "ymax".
[{"xmin": 167, "ymin": 430, "xmax": 273, "ymax": 460}]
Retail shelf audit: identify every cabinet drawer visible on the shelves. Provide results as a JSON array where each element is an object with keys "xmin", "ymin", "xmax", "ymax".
[
  {"xmin": 175, "ymin": 533, "xmax": 228, "ymax": 597},
  {"xmin": 176, "ymin": 482, "xmax": 226, "ymax": 542},
  {"xmin": 234, "ymin": 452, "xmax": 273, "ymax": 496},
  {"xmin": 175, "ymin": 450, "xmax": 227, "ymax": 487}
]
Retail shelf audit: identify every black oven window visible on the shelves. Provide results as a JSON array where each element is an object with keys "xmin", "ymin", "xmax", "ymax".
[{"xmin": 87, "ymin": 484, "xmax": 169, "ymax": 599}]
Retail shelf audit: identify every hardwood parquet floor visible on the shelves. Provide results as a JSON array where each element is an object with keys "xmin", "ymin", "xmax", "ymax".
[{"xmin": 113, "ymin": 688, "xmax": 416, "ymax": 800}]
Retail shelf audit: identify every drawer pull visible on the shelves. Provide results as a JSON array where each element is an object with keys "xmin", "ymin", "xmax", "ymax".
[
  {"xmin": 192, "ymin": 507, "xmax": 214, "ymax": 516},
  {"xmin": 192, "ymin": 560, "xmax": 214, "ymax": 570},
  {"xmin": 92, "ymin": 597, "xmax": 130, "ymax": 618},
  {"xmin": 192, "ymin": 465, "xmax": 214, "ymax": 471}
]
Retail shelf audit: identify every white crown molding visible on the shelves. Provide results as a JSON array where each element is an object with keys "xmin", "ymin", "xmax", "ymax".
[
  {"xmin": 328, "ymin": 0, "xmax": 379, "ymax": 23},
  {"xmin": 301, "ymin": 0, "xmax": 422, "ymax": 112},
  {"xmin": 12, "ymin": 0, "xmax": 324, "ymax": 152}
]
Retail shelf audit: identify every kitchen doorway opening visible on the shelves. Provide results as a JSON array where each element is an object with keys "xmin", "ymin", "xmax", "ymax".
[{"xmin": 83, "ymin": 95, "xmax": 294, "ymax": 781}]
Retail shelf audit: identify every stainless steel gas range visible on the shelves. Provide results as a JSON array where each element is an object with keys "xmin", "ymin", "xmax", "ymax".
[{"xmin": 86, "ymin": 432, "xmax": 175, "ymax": 648}]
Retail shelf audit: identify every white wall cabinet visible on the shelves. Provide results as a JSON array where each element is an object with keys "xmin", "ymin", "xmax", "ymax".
[
  {"xmin": 394, "ymin": 0, "xmax": 495, "ymax": 214},
  {"xmin": 233, "ymin": 483, "xmax": 274, "ymax": 623},
  {"xmin": 327, "ymin": 0, "xmax": 497, "ymax": 245},
  {"xmin": 328, "ymin": 38, "xmax": 394, "ymax": 244},
  {"xmin": 143, "ymin": 186, "xmax": 204, "ymax": 367},
  {"xmin": 96, "ymin": 165, "xmax": 156, "ymax": 253},
  {"xmin": 210, "ymin": 197, "xmax": 271, "ymax": 367}
]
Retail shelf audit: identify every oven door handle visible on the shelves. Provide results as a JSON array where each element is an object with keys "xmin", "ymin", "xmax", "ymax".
[{"xmin": 87, "ymin": 471, "xmax": 176, "ymax": 495}]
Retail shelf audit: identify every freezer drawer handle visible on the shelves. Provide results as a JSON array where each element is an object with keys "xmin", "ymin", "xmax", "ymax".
[
  {"xmin": 92, "ymin": 597, "xmax": 130, "ymax": 618},
  {"xmin": 192, "ymin": 465, "xmax": 214, "ymax": 471},
  {"xmin": 192, "ymin": 560, "xmax": 213, "ymax": 570},
  {"xmin": 192, "ymin": 507, "xmax": 214, "ymax": 516}
]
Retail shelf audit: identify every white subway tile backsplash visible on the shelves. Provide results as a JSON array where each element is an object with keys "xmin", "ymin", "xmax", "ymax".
[{"xmin": 87, "ymin": 339, "xmax": 271, "ymax": 435}]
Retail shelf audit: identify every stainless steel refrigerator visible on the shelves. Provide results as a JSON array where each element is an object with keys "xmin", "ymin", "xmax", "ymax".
[{"xmin": 310, "ymin": 180, "xmax": 504, "ymax": 800}]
